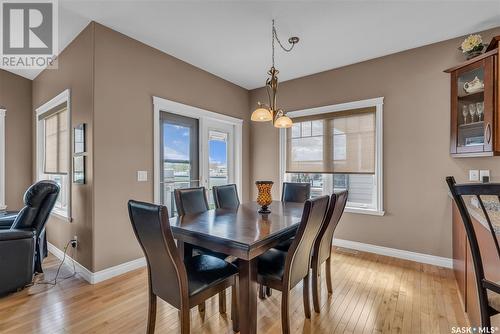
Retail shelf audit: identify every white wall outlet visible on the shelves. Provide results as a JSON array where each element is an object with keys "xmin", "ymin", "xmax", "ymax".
[
  {"xmin": 480, "ymin": 170, "xmax": 490, "ymax": 182},
  {"xmin": 469, "ymin": 169, "xmax": 480, "ymax": 182},
  {"xmin": 137, "ymin": 171, "xmax": 148, "ymax": 182}
]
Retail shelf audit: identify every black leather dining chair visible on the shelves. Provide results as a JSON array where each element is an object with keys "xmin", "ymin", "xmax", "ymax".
[
  {"xmin": 213, "ymin": 184, "xmax": 240, "ymax": 209},
  {"xmin": 173, "ymin": 187, "xmax": 230, "ymax": 313},
  {"xmin": 257, "ymin": 195, "xmax": 329, "ymax": 334},
  {"xmin": 174, "ymin": 187, "xmax": 210, "ymax": 216},
  {"xmin": 281, "ymin": 182, "xmax": 311, "ymax": 203},
  {"xmin": 128, "ymin": 200, "xmax": 239, "ymax": 334},
  {"xmin": 446, "ymin": 177, "xmax": 500, "ymax": 329},
  {"xmin": 311, "ymin": 190, "xmax": 348, "ymax": 313}
]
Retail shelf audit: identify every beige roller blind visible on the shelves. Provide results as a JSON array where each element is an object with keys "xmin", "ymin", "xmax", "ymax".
[
  {"xmin": 43, "ymin": 107, "xmax": 68, "ymax": 174},
  {"xmin": 286, "ymin": 107, "xmax": 375, "ymax": 174}
]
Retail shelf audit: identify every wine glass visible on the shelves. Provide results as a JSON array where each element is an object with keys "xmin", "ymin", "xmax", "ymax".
[
  {"xmin": 462, "ymin": 105, "xmax": 468, "ymax": 124},
  {"xmin": 476, "ymin": 102, "xmax": 484, "ymax": 121},
  {"xmin": 469, "ymin": 104, "xmax": 477, "ymax": 123}
]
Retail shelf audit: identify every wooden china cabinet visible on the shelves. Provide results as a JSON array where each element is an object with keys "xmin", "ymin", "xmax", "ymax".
[{"xmin": 445, "ymin": 37, "xmax": 499, "ymax": 157}]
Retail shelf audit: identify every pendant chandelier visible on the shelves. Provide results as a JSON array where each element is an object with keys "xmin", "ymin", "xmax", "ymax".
[{"xmin": 251, "ymin": 20, "xmax": 299, "ymax": 128}]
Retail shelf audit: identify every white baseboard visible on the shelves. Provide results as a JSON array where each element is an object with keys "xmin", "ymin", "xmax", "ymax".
[
  {"xmin": 332, "ymin": 238, "xmax": 453, "ymax": 269},
  {"xmin": 48, "ymin": 238, "xmax": 452, "ymax": 285},
  {"xmin": 47, "ymin": 242, "xmax": 146, "ymax": 284}
]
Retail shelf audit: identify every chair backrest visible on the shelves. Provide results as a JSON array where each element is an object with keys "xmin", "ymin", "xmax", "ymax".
[
  {"xmin": 315, "ymin": 190, "xmax": 348, "ymax": 265},
  {"xmin": 284, "ymin": 195, "xmax": 329, "ymax": 288},
  {"xmin": 174, "ymin": 187, "xmax": 209, "ymax": 216},
  {"xmin": 446, "ymin": 176, "xmax": 500, "ymax": 327},
  {"xmin": 213, "ymin": 184, "xmax": 240, "ymax": 209},
  {"xmin": 11, "ymin": 180, "xmax": 60, "ymax": 235},
  {"xmin": 281, "ymin": 182, "xmax": 311, "ymax": 203},
  {"xmin": 128, "ymin": 200, "xmax": 187, "ymax": 309}
]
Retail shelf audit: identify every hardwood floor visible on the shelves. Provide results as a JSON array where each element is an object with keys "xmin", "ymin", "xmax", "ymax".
[{"xmin": 0, "ymin": 248, "xmax": 467, "ymax": 333}]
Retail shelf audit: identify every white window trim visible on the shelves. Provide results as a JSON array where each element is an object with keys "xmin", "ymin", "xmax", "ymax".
[
  {"xmin": 35, "ymin": 89, "xmax": 72, "ymax": 221},
  {"xmin": 152, "ymin": 96, "xmax": 243, "ymax": 204},
  {"xmin": 0, "ymin": 108, "xmax": 5, "ymax": 210},
  {"xmin": 279, "ymin": 97, "xmax": 384, "ymax": 216}
]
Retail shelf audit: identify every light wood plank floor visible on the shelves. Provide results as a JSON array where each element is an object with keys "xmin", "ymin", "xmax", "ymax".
[{"xmin": 0, "ymin": 248, "xmax": 468, "ymax": 333}]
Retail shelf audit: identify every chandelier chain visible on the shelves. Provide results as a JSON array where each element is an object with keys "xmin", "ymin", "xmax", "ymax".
[{"xmin": 271, "ymin": 19, "xmax": 296, "ymax": 68}]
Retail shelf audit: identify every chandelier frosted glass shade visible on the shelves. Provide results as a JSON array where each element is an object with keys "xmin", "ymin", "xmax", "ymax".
[
  {"xmin": 274, "ymin": 115, "xmax": 293, "ymax": 128},
  {"xmin": 251, "ymin": 107, "xmax": 273, "ymax": 122}
]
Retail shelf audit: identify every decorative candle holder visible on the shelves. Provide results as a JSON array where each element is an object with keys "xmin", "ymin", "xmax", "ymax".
[{"xmin": 256, "ymin": 181, "xmax": 274, "ymax": 214}]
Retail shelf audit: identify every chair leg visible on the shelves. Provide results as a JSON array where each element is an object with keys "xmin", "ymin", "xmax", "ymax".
[
  {"xmin": 180, "ymin": 305, "xmax": 190, "ymax": 334},
  {"xmin": 312, "ymin": 261, "xmax": 321, "ymax": 313},
  {"xmin": 265, "ymin": 286, "xmax": 272, "ymax": 297},
  {"xmin": 281, "ymin": 290, "xmax": 290, "ymax": 334},
  {"xmin": 326, "ymin": 256, "xmax": 333, "ymax": 294},
  {"xmin": 231, "ymin": 281, "xmax": 240, "ymax": 332},
  {"xmin": 219, "ymin": 290, "xmax": 227, "ymax": 314},
  {"xmin": 147, "ymin": 291, "xmax": 157, "ymax": 334},
  {"xmin": 303, "ymin": 274, "xmax": 311, "ymax": 319},
  {"xmin": 198, "ymin": 301, "xmax": 206, "ymax": 315},
  {"xmin": 258, "ymin": 283, "xmax": 266, "ymax": 299}
]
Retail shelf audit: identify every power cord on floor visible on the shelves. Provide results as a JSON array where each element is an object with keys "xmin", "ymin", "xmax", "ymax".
[{"xmin": 33, "ymin": 239, "xmax": 78, "ymax": 287}]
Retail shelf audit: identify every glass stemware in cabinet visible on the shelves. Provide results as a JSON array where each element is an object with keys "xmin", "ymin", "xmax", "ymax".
[
  {"xmin": 462, "ymin": 105, "xmax": 469, "ymax": 124},
  {"xmin": 476, "ymin": 102, "xmax": 484, "ymax": 121},
  {"xmin": 469, "ymin": 104, "xmax": 477, "ymax": 123}
]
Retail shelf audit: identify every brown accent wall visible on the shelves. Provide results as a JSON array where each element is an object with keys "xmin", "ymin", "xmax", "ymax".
[
  {"xmin": 32, "ymin": 24, "xmax": 95, "ymax": 270},
  {"xmin": 250, "ymin": 27, "xmax": 500, "ymax": 259},
  {"xmin": 92, "ymin": 24, "xmax": 250, "ymax": 271},
  {"xmin": 0, "ymin": 70, "xmax": 32, "ymax": 210}
]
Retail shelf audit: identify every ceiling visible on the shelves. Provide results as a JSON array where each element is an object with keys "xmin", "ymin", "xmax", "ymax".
[{"xmin": 3, "ymin": 1, "xmax": 500, "ymax": 89}]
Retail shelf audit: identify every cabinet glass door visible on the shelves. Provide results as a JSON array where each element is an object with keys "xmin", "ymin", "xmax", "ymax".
[{"xmin": 453, "ymin": 57, "xmax": 494, "ymax": 154}]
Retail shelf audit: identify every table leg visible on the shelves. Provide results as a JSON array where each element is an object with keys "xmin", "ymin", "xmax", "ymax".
[{"xmin": 238, "ymin": 258, "xmax": 258, "ymax": 334}]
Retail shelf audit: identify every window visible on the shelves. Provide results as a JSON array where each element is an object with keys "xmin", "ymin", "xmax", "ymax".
[
  {"xmin": 36, "ymin": 90, "xmax": 71, "ymax": 220},
  {"xmin": 281, "ymin": 98, "xmax": 384, "ymax": 215}
]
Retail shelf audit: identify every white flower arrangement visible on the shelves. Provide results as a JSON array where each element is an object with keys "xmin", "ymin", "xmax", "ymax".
[{"xmin": 460, "ymin": 34, "xmax": 485, "ymax": 53}]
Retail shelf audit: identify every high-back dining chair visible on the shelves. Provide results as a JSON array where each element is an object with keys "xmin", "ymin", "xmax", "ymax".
[
  {"xmin": 281, "ymin": 182, "xmax": 311, "ymax": 203},
  {"xmin": 311, "ymin": 190, "xmax": 348, "ymax": 313},
  {"xmin": 446, "ymin": 176, "xmax": 500, "ymax": 328},
  {"xmin": 128, "ymin": 200, "xmax": 239, "ymax": 334},
  {"xmin": 213, "ymin": 184, "xmax": 240, "ymax": 209},
  {"xmin": 174, "ymin": 187, "xmax": 209, "ymax": 216},
  {"xmin": 257, "ymin": 196, "xmax": 329, "ymax": 334}
]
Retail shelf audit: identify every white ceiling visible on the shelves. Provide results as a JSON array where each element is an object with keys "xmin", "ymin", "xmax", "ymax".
[{"xmin": 3, "ymin": 1, "xmax": 500, "ymax": 89}]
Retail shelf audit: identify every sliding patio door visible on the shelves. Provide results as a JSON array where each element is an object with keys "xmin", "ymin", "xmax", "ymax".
[{"xmin": 159, "ymin": 111, "xmax": 236, "ymax": 216}]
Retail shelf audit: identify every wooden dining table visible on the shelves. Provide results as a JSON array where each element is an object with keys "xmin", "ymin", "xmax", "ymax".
[{"xmin": 169, "ymin": 200, "xmax": 304, "ymax": 334}]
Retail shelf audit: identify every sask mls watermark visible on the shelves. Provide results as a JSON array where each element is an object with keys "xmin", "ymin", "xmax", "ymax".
[{"xmin": 0, "ymin": 0, "xmax": 58, "ymax": 69}]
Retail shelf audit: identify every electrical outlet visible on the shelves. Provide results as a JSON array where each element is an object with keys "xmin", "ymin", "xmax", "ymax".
[
  {"xmin": 469, "ymin": 170, "xmax": 479, "ymax": 182},
  {"xmin": 480, "ymin": 170, "xmax": 490, "ymax": 182},
  {"xmin": 71, "ymin": 235, "xmax": 78, "ymax": 248}
]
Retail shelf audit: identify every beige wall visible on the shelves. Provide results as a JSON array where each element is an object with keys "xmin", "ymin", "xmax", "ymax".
[
  {"xmin": 92, "ymin": 23, "xmax": 250, "ymax": 271},
  {"xmin": 0, "ymin": 70, "xmax": 32, "ymax": 210},
  {"xmin": 32, "ymin": 24, "xmax": 95, "ymax": 270},
  {"xmin": 250, "ymin": 27, "xmax": 500, "ymax": 259}
]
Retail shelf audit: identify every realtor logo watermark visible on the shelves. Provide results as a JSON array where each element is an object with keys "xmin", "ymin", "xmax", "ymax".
[{"xmin": 1, "ymin": 0, "xmax": 58, "ymax": 69}]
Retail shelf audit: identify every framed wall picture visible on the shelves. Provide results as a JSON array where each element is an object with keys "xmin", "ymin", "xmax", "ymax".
[
  {"xmin": 73, "ymin": 155, "xmax": 85, "ymax": 184},
  {"xmin": 74, "ymin": 123, "xmax": 85, "ymax": 154}
]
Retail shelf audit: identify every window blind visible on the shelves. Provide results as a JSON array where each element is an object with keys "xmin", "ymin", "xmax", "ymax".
[
  {"xmin": 43, "ymin": 107, "xmax": 68, "ymax": 174},
  {"xmin": 286, "ymin": 107, "xmax": 375, "ymax": 174}
]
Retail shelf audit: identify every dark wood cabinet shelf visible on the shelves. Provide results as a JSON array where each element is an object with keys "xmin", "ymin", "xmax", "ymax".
[{"xmin": 445, "ymin": 36, "xmax": 499, "ymax": 157}]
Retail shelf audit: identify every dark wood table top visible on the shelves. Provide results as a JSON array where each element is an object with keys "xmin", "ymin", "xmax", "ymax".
[{"xmin": 169, "ymin": 201, "xmax": 304, "ymax": 260}]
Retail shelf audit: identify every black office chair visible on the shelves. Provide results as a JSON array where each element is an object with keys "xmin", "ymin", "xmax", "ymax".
[
  {"xmin": 446, "ymin": 176, "xmax": 500, "ymax": 328},
  {"xmin": 257, "ymin": 196, "xmax": 329, "ymax": 334},
  {"xmin": 311, "ymin": 190, "xmax": 348, "ymax": 313},
  {"xmin": 213, "ymin": 184, "xmax": 240, "ymax": 209},
  {"xmin": 281, "ymin": 182, "xmax": 311, "ymax": 203},
  {"xmin": 128, "ymin": 200, "xmax": 239, "ymax": 334}
]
